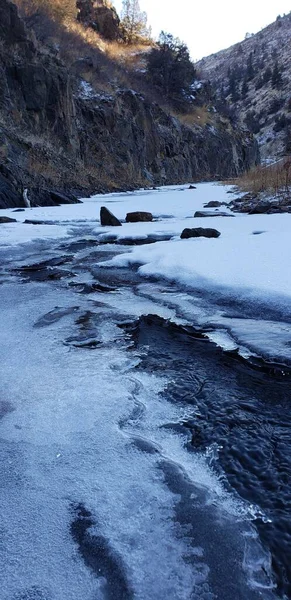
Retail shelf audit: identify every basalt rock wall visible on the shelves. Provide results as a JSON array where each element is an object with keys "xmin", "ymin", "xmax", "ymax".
[
  {"xmin": 0, "ymin": 0, "xmax": 259, "ymax": 208},
  {"xmin": 77, "ymin": 89, "xmax": 259, "ymax": 188}
]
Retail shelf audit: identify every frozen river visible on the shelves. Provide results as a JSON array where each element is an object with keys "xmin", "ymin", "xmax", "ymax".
[{"xmin": 0, "ymin": 184, "xmax": 290, "ymax": 599}]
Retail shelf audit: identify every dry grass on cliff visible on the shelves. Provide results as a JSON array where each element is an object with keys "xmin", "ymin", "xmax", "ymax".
[
  {"xmin": 15, "ymin": 0, "xmax": 152, "ymax": 67},
  {"xmin": 173, "ymin": 106, "xmax": 213, "ymax": 128},
  {"xmin": 15, "ymin": 0, "xmax": 156, "ymax": 102},
  {"xmin": 230, "ymin": 158, "xmax": 291, "ymax": 199},
  {"xmin": 15, "ymin": 0, "xmax": 77, "ymax": 22},
  {"xmin": 13, "ymin": 0, "xmax": 214, "ymax": 137},
  {"xmin": 61, "ymin": 19, "xmax": 152, "ymax": 67}
]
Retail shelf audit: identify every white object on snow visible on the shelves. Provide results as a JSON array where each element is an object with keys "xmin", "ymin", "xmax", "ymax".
[{"xmin": 23, "ymin": 188, "xmax": 31, "ymax": 208}]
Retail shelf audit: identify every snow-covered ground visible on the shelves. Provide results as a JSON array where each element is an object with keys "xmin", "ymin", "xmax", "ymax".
[{"xmin": 1, "ymin": 182, "xmax": 291, "ymax": 362}]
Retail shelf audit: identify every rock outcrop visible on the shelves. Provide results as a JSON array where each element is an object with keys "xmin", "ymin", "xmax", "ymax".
[
  {"xmin": 78, "ymin": 90, "xmax": 259, "ymax": 189},
  {"xmin": 0, "ymin": 0, "xmax": 259, "ymax": 209},
  {"xmin": 77, "ymin": 0, "xmax": 121, "ymax": 41}
]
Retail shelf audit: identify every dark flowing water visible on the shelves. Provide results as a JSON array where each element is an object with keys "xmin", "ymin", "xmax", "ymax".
[
  {"xmin": 0, "ymin": 231, "xmax": 290, "ymax": 599},
  {"xmin": 123, "ymin": 314, "xmax": 291, "ymax": 598}
]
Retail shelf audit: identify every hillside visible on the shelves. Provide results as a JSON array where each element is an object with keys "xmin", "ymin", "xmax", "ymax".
[
  {"xmin": 197, "ymin": 12, "xmax": 291, "ymax": 160},
  {"xmin": 0, "ymin": 0, "xmax": 258, "ymax": 208}
]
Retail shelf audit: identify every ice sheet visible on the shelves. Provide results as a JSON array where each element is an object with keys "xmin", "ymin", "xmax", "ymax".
[{"xmin": 0, "ymin": 181, "xmax": 284, "ymax": 596}]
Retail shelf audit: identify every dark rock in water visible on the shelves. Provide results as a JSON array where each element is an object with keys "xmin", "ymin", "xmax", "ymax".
[
  {"xmin": 34, "ymin": 306, "xmax": 79, "ymax": 328},
  {"xmin": 248, "ymin": 203, "xmax": 272, "ymax": 215},
  {"xmin": 120, "ymin": 233, "xmax": 173, "ymax": 245},
  {"xmin": 100, "ymin": 206, "xmax": 122, "ymax": 226},
  {"xmin": 204, "ymin": 201, "xmax": 225, "ymax": 208},
  {"xmin": 16, "ymin": 257, "xmax": 72, "ymax": 272},
  {"xmin": 181, "ymin": 227, "xmax": 221, "ymax": 239},
  {"xmin": 240, "ymin": 192, "xmax": 259, "ymax": 202},
  {"xmin": 67, "ymin": 339, "xmax": 102, "ymax": 349},
  {"xmin": 0, "ymin": 216, "xmax": 17, "ymax": 223},
  {"xmin": 24, "ymin": 219, "xmax": 51, "ymax": 225},
  {"xmin": 97, "ymin": 234, "xmax": 118, "ymax": 244},
  {"xmin": 194, "ymin": 210, "xmax": 234, "ymax": 218},
  {"xmin": 126, "ymin": 211, "xmax": 153, "ymax": 223},
  {"xmin": 12, "ymin": 208, "xmax": 25, "ymax": 212},
  {"xmin": 14, "ymin": 258, "xmax": 76, "ymax": 283},
  {"xmin": 17, "ymin": 266, "xmax": 75, "ymax": 281},
  {"xmin": 189, "ymin": 185, "xmax": 197, "ymax": 189},
  {"xmin": 230, "ymin": 193, "xmax": 291, "ymax": 215},
  {"xmin": 69, "ymin": 281, "xmax": 116, "ymax": 293}
]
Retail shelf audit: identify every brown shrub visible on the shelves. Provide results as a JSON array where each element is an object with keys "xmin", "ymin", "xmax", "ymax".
[{"xmin": 229, "ymin": 158, "xmax": 291, "ymax": 200}]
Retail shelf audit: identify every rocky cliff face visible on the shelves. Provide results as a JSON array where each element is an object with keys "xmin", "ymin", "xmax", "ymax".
[
  {"xmin": 76, "ymin": 0, "xmax": 121, "ymax": 41},
  {"xmin": 77, "ymin": 89, "xmax": 258, "ymax": 187},
  {"xmin": 197, "ymin": 12, "xmax": 291, "ymax": 159},
  {"xmin": 0, "ymin": 0, "xmax": 259, "ymax": 209}
]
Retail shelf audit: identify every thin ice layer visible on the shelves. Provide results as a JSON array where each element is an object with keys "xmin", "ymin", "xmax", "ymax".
[{"xmin": 0, "ymin": 275, "xmax": 277, "ymax": 599}]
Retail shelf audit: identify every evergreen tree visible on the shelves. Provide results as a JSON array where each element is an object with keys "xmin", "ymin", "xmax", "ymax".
[
  {"xmin": 147, "ymin": 32, "xmax": 196, "ymax": 110},
  {"xmin": 219, "ymin": 83, "xmax": 224, "ymax": 99},
  {"xmin": 241, "ymin": 78, "xmax": 249, "ymax": 98},
  {"xmin": 228, "ymin": 69, "xmax": 240, "ymax": 102},
  {"xmin": 121, "ymin": 0, "xmax": 149, "ymax": 42},
  {"xmin": 263, "ymin": 66, "xmax": 272, "ymax": 84},
  {"xmin": 255, "ymin": 76, "xmax": 264, "ymax": 91},
  {"xmin": 272, "ymin": 61, "xmax": 283, "ymax": 89},
  {"xmin": 244, "ymin": 110, "xmax": 261, "ymax": 134},
  {"xmin": 246, "ymin": 52, "xmax": 254, "ymax": 80},
  {"xmin": 269, "ymin": 96, "xmax": 285, "ymax": 114},
  {"xmin": 285, "ymin": 127, "xmax": 291, "ymax": 154}
]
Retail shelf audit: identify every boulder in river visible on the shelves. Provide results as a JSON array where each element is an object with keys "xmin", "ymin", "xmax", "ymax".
[
  {"xmin": 194, "ymin": 211, "xmax": 234, "ymax": 218},
  {"xmin": 248, "ymin": 203, "xmax": 273, "ymax": 215},
  {"xmin": 180, "ymin": 227, "xmax": 221, "ymax": 239},
  {"xmin": 126, "ymin": 211, "xmax": 153, "ymax": 223},
  {"xmin": 203, "ymin": 201, "xmax": 225, "ymax": 208},
  {"xmin": 100, "ymin": 206, "xmax": 122, "ymax": 226},
  {"xmin": 0, "ymin": 216, "xmax": 17, "ymax": 223}
]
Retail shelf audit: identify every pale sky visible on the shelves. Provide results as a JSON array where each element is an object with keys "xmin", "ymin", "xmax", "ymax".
[{"xmin": 112, "ymin": 0, "xmax": 291, "ymax": 60}]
